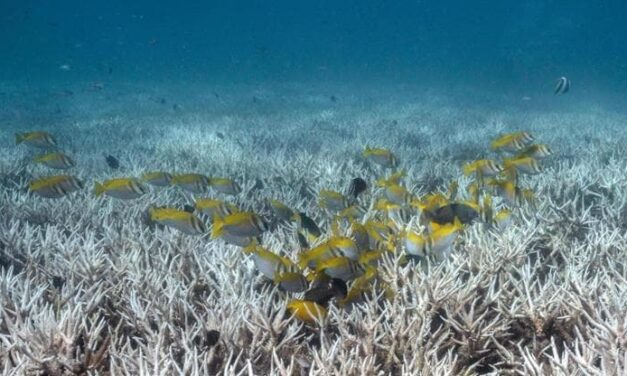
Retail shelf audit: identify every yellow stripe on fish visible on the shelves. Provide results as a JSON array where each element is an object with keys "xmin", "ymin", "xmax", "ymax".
[
  {"xmin": 194, "ymin": 198, "xmax": 238, "ymax": 221},
  {"xmin": 94, "ymin": 178, "xmax": 148, "ymax": 199},
  {"xmin": 462, "ymin": 159, "xmax": 503, "ymax": 177},
  {"xmin": 33, "ymin": 152, "xmax": 75, "ymax": 169},
  {"xmin": 149, "ymin": 207, "xmax": 207, "ymax": 235},
  {"xmin": 503, "ymin": 156, "xmax": 543, "ymax": 175},
  {"xmin": 318, "ymin": 190, "xmax": 349, "ymax": 212},
  {"xmin": 29, "ymin": 175, "xmax": 83, "ymax": 198},
  {"xmin": 516, "ymin": 144, "xmax": 553, "ymax": 159},
  {"xmin": 269, "ymin": 199, "xmax": 294, "ymax": 222}
]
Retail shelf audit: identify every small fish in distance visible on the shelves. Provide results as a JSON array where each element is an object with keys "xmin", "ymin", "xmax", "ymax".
[
  {"xmin": 554, "ymin": 76, "xmax": 570, "ymax": 95},
  {"xmin": 105, "ymin": 155, "xmax": 120, "ymax": 169}
]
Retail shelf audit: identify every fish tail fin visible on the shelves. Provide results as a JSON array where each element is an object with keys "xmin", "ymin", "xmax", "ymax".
[
  {"xmin": 15, "ymin": 133, "xmax": 25, "ymax": 145},
  {"xmin": 211, "ymin": 217, "xmax": 225, "ymax": 238},
  {"xmin": 94, "ymin": 182, "xmax": 105, "ymax": 196}
]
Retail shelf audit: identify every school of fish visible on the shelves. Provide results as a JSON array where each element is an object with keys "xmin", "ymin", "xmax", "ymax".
[{"xmin": 16, "ymin": 129, "xmax": 551, "ymax": 325}]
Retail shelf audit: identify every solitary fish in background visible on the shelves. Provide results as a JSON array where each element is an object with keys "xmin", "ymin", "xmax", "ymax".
[
  {"xmin": 105, "ymin": 155, "xmax": 120, "ymax": 169},
  {"xmin": 148, "ymin": 207, "xmax": 207, "ymax": 235},
  {"xmin": 33, "ymin": 152, "xmax": 75, "ymax": 169},
  {"xmin": 363, "ymin": 147, "xmax": 399, "ymax": 168},
  {"xmin": 209, "ymin": 177, "xmax": 241, "ymax": 195},
  {"xmin": 29, "ymin": 175, "xmax": 83, "ymax": 198},
  {"xmin": 347, "ymin": 177, "xmax": 368, "ymax": 199},
  {"xmin": 554, "ymin": 76, "xmax": 570, "ymax": 95},
  {"xmin": 171, "ymin": 173, "xmax": 210, "ymax": 193},
  {"xmin": 141, "ymin": 171, "xmax": 173, "ymax": 187},
  {"xmin": 16, "ymin": 131, "xmax": 57, "ymax": 149},
  {"xmin": 94, "ymin": 178, "xmax": 148, "ymax": 199}
]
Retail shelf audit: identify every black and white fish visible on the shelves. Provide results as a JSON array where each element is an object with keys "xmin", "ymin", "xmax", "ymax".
[
  {"xmin": 554, "ymin": 76, "xmax": 570, "ymax": 95},
  {"xmin": 105, "ymin": 155, "xmax": 120, "ymax": 169},
  {"xmin": 347, "ymin": 177, "xmax": 368, "ymax": 199}
]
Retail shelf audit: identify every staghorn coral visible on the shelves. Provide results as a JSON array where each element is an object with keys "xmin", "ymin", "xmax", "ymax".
[{"xmin": 0, "ymin": 83, "xmax": 626, "ymax": 375}]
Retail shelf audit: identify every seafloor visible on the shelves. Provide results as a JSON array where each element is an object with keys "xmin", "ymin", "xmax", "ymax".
[{"xmin": 0, "ymin": 82, "xmax": 626, "ymax": 375}]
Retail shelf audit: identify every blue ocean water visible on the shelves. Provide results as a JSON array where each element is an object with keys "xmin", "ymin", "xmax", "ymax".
[{"xmin": 2, "ymin": 0, "xmax": 626, "ymax": 93}]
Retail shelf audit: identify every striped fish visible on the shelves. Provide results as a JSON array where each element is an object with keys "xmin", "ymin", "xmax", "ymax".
[
  {"xmin": 149, "ymin": 207, "xmax": 207, "ymax": 235},
  {"xmin": 211, "ymin": 211, "xmax": 268, "ymax": 239},
  {"xmin": 141, "ymin": 171, "xmax": 173, "ymax": 187},
  {"xmin": 554, "ymin": 76, "xmax": 570, "ymax": 95},
  {"xmin": 33, "ymin": 152, "xmax": 75, "ymax": 169},
  {"xmin": 171, "ymin": 173, "xmax": 209, "ymax": 193},
  {"xmin": 94, "ymin": 178, "xmax": 148, "ymax": 199},
  {"xmin": 29, "ymin": 175, "xmax": 83, "ymax": 198},
  {"xmin": 16, "ymin": 131, "xmax": 57, "ymax": 149},
  {"xmin": 209, "ymin": 178, "xmax": 241, "ymax": 195},
  {"xmin": 490, "ymin": 132, "xmax": 535, "ymax": 153}
]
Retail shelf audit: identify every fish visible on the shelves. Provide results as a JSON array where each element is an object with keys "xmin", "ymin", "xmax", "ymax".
[
  {"xmin": 304, "ymin": 278, "xmax": 347, "ymax": 305},
  {"xmin": 347, "ymin": 177, "xmax": 368, "ymax": 199},
  {"xmin": 486, "ymin": 179, "xmax": 535, "ymax": 207},
  {"xmin": 212, "ymin": 212, "xmax": 268, "ymax": 239},
  {"xmin": 32, "ymin": 152, "xmax": 75, "ymax": 169},
  {"xmin": 503, "ymin": 156, "xmax": 543, "ymax": 175},
  {"xmin": 105, "ymin": 155, "xmax": 120, "ymax": 169},
  {"xmin": 182, "ymin": 204, "xmax": 195, "ymax": 213},
  {"xmin": 335, "ymin": 205, "xmax": 366, "ymax": 221},
  {"xmin": 94, "ymin": 178, "xmax": 148, "ymax": 199},
  {"xmin": 141, "ymin": 171, "xmax": 173, "ymax": 187},
  {"xmin": 363, "ymin": 147, "xmax": 399, "ymax": 168},
  {"xmin": 490, "ymin": 132, "xmax": 534, "ymax": 153},
  {"xmin": 171, "ymin": 173, "xmax": 210, "ymax": 193},
  {"xmin": 462, "ymin": 159, "xmax": 503, "ymax": 177},
  {"xmin": 244, "ymin": 244, "xmax": 291, "ymax": 279},
  {"xmin": 293, "ymin": 212, "xmax": 322, "ymax": 241},
  {"xmin": 209, "ymin": 178, "xmax": 241, "ymax": 195},
  {"xmin": 316, "ymin": 257, "xmax": 368, "ymax": 281},
  {"xmin": 274, "ymin": 264, "xmax": 309, "ymax": 293},
  {"xmin": 286, "ymin": 299, "xmax": 327, "ymax": 324},
  {"xmin": 195, "ymin": 198, "xmax": 237, "ymax": 221},
  {"xmin": 554, "ymin": 76, "xmax": 570, "ymax": 95},
  {"xmin": 516, "ymin": 144, "xmax": 553, "ymax": 160},
  {"xmin": 149, "ymin": 207, "xmax": 207, "ymax": 235},
  {"xmin": 384, "ymin": 183, "xmax": 414, "ymax": 206},
  {"xmin": 298, "ymin": 237, "xmax": 360, "ymax": 269},
  {"xmin": 422, "ymin": 202, "xmax": 480, "ymax": 225},
  {"xmin": 375, "ymin": 170, "xmax": 406, "ymax": 188},
  {"xmin": 404, "ymin": 218, "xmax": 463, "ymax": 259},
  {"xmin": 15, "ymin": 131, "xmax": 57, "ymax": 149},
  {"xmin": 29, "ymin": 175, "xmax": 83, "ymax": 198},
  {"xmin": 269, "ymin": 199, "xmax": 294, "ymax": 222},
  {"xmin": 318, "ymin": 190, "xmax": 349, "ymax": 212},
  {"xmin": 216, "ymin": 132, "xmax": 225, "ymax": 139}
]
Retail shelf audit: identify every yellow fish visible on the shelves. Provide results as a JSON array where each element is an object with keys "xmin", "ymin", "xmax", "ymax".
[
  {"xmin": 29, "ymin": 175, "xmax": 83, "ymax": 198},
  {"xmin": 516, "ymin": 144, "xmax": 552, "ymax": 159},
  {"xmin": 363, "ymin": 147, "xmax": 398, "ymax": 168},
  {"xmin": 503, "ymin": 156, "xmax": 542, "ymax": 175},
  {"xmin": 375, "ymin": 170, "xmax": 406, "ymax": 187},
  {"xmin": 319, "ymin": 190, "xmax": 349, "ymax": 212},
  {"xmin": 384, "ymin": 183, "xmax": 414, "ymax": 206},
  {"xmin": 269, "ymin": 199, "xmax": 294, "ymax": 222},
  {"xmin": 33, "ymin": 152, "xmax": 75, "ymax": 169},
  {"xmin": 141, "ymin": 172, "xmax": 173, "ymax": 187},
  {"xmin": 209, "ymin": 178, "xmax": 241, "ymax": 195},
  {"xmin": 490, "ymin": 132, "xmax": 534, "ymax": 153},
  {"xmin": 194, "ymin": 198, "xmax": 237, "ymax": 221},
  {"xmin": 486, "ymin": 179, "xmax": 534, "ymax": 207},
  {"xmin": 171, "ymin": 173, "xmax": 209, "ymax": 193},
  {"xmin": 316, "ymin": 256, "xmax": 368, "ymax": 281},
  {"xmin": 94, "ymin": 178, "xmax": 148, "ymax": 199},
  {"xmin": 149, "ymin": 207, "xmax": 207, "ymax": 235},
  {"xmin": 404, "ymin": 218, "xmax": 463, "ymax": 259},
  {"xmin": 462, "ymin": 159, "xmax": 503, "ymax": 177},
  {"xmin": 244, "ymin": 244, "xmax": 291, "ymax": 279},
  {"xmin": 287, "ymin": 300, "xmax": 327, "ymax": 324},
  {"xmin": 274, "ymin": 264, "xmax": 309, "ymax": 293},
  {"xmin": 212, "ymin": 211, "xmax": 268, "ymax": 239},
  {"xmin": 298, "ymin": 236, "xmax": 359, "ymax": 269},
  {"xmin": 16, "ymin": 131, "xmax": 57, "ymax": 149}
]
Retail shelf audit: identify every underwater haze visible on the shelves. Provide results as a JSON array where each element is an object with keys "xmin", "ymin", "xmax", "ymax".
[{"xmin": 1, "ymin": 1, "xmax": 627, "ymax": 375}]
